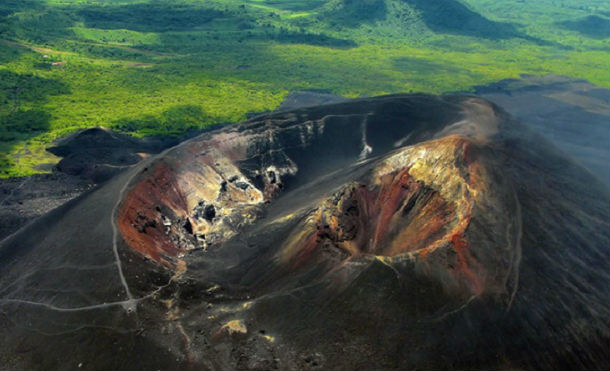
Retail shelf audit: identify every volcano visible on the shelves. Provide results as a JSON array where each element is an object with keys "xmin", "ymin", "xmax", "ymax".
[{"xmin": 0, "ymin": 94, "xmax": 608, "ymax": 370}]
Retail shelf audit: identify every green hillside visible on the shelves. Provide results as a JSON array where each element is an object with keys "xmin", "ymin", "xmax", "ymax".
[{"xmin": 1, "ymin": 0, "xmax": 609, "ymax": 177}]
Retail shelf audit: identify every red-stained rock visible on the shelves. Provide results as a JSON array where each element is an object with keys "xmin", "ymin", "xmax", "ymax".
[
  {"xmin": 274, "ymin": 135, "xmax": 512, "ymax": 297},
  {"xmin": 117, "ymin": 162, "xmax": 187, "ymax": 268}
]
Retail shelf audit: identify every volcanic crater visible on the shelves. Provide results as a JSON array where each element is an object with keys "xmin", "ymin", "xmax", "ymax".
[{"xmin": 1, "ymin": 94, "xmax": 608, "ymax": 371}]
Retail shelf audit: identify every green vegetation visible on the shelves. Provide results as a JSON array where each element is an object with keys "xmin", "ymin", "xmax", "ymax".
[{"xmin": 0, "ymin": 0, "xmax": 608, "ymax": 177}]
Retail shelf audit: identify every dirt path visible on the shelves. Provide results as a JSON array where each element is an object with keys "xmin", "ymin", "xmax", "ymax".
[{"xmin": 1, "ymin": 39, "xmax": 74, "ymax": 56}]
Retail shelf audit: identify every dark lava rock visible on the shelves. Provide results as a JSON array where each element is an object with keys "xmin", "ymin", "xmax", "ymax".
[
  {"xmin": 48, "ymin": 127, "xmax": 175, "ymax": 183},
  {"xmin": 0, "ymin": 173, "xmax": 92, "ymax": 240},
  {"xmin": 474, "ymin": 74, "xmax": 610, "ymax": 186},
  {"xmin": 0, "ymin": 94, "xmax": 608, "ymax": 371}
]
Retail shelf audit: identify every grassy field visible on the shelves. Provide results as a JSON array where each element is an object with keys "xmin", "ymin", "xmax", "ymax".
[{"xmin": 0, "ymin": 0, "xmax": 608, "ymax": 177}]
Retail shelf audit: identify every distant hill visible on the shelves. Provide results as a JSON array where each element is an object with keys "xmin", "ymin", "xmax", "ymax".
[{"xmin": 319, "ymin": 0, "xmax": 520, "ymax": 39}]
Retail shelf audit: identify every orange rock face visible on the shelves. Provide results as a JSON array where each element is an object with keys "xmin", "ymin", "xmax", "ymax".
[
  {"xmin": 276, "ymin": 136, "xmax": 505, "ymax": 297},
  {"xmin": 117, "ymin": 162, "xmax": 187, "ymax": 268},
  {"xmin": 116, "ymin": 133, "xmax": 268, "ymax": 268},
  {"xmin": 281, "ymin": 171, "xmax": 458, "ymax": 264}
]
